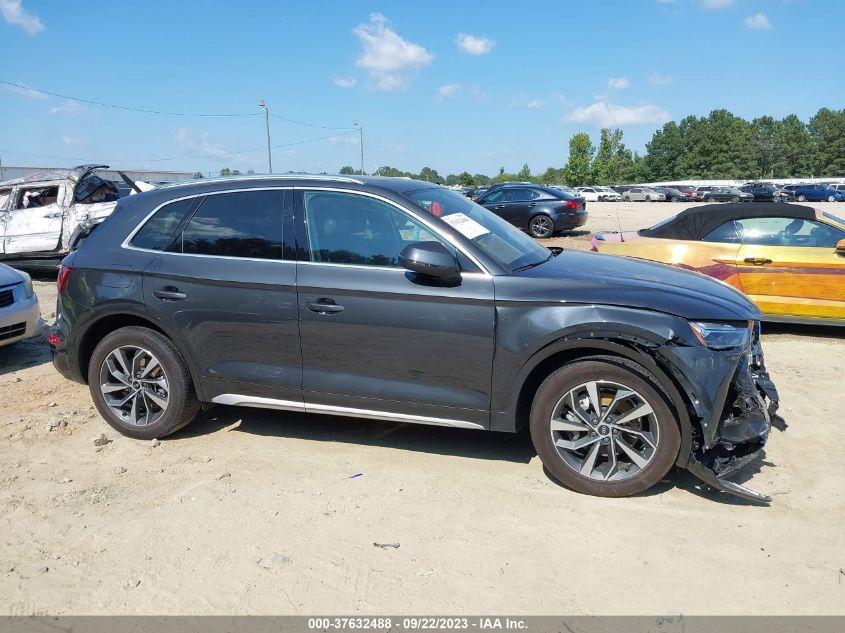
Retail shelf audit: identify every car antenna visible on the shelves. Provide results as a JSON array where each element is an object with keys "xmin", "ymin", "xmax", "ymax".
[{"xmin": 616, "ymin": 210, "xmax": 624, "ymax": 241}]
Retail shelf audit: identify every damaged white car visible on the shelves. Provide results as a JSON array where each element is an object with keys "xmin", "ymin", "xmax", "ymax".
[{"xmin": 0, "ymin": 164, "xmax": 149, "ymax": 267}]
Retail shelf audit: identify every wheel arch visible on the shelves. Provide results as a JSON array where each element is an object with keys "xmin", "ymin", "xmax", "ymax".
[
  {"xmin": 502, "ymin": 336, "xmax": 695, "ymax": 467},
  {"xmin": 75, "ymin": 309, "xmax": 206, "ymax": 401}
]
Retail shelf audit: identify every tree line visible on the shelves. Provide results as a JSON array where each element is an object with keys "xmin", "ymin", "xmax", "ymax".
[{"xmin": 341, "ymin": 107, "xmax": 845, "ymax": 187}]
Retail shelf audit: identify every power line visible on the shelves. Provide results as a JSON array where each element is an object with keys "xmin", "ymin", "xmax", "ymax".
[
  {"xmin": 1, "ymin": 80, "xmax": 354, "ymax": 129},
  {"xmin": 269, "ymin": 112, "xmax": 354, "ymax": 130},
  {"xmin": 0, "ymin": 130, "xmax": 357, "ymax": 164},
  {"xmin": 1, "ymin": 80, "xmax": 259, "ymax": 117}
]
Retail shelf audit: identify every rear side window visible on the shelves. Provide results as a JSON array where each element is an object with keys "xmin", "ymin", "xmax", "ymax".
[
  {"xmin": 170, "ymin": 190, "xmax": 284, "ymax": 259},
  {"xmin": 130, "ymin": 198, "xmax": 194, "ymax": 250}
]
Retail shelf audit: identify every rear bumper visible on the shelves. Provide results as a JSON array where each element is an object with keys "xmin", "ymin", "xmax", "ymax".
[
  {"xmin": 49, "ymin": 317, "xmax": 86, "ymax": 383},
  {"xmin": 554, "ymin": 212, "xmax": 588, "ymax": 230},
  {"xmin": 0, "ymin": 291, "xmax": 41, "ymax": 348}
]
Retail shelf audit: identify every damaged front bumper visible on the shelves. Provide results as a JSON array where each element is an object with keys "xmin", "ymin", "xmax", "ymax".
[{"xmin": 685, "ymin": 326, "xmax": 780, "ymax": 502}]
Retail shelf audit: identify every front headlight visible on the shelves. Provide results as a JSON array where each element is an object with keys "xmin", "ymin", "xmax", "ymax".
[
  {"xmin": 20, "ymin": 272, "xmax": 34, "ymax": 299},
  {"xmin": 689, "ymin": 321, "xmax": 751, "ymax": 350}
]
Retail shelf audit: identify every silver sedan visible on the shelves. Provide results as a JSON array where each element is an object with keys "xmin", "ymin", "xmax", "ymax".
[
  {"xmin": 622, "ymin": 187, "xmax": 667, "ymax": 202},
  {"xmin": 0, "ymin": 263, "xmax": 41, "ymax": 348}
]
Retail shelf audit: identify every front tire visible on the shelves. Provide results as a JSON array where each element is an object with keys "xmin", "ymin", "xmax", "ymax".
[
  {"xmin": 88, "ymin": 326, "xmax": 200, "ymax": 440},
  {"xmin": 707, "ymin": 196, "xmax": 716, "ymax": 203},
  {"xmin": 798, "ymin": 195, "xmax": 806, "ymax": 202},
  {"xmin": 529, "ymin": 358, "xmax": 680, "ymax": 497},
  {"xmin": 828, "ymin": 195, "xmax": 836, "ymax": 202},
  {"xmin": 528, "ymin": 214, "xmax": 555, "ymax": 239}
]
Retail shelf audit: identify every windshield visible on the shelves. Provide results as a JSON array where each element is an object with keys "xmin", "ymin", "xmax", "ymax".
[{"xmin": 403, "ymin": 187, "xmax": 551, "ymax": 272}]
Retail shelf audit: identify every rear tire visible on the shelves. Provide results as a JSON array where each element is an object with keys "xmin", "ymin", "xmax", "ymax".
[
  {"xmin": 828, "ymin": 195, "xmax": 836, "ymax": 202},
  {"xmin": 528, "ymin": 214, "xmax": 555, "ymax": 239},
  {"xmin": 798, "ymin": 195, "xmax": 806, "ymax": 202},
  {"xmin": 88, "ymin": 326, "xmax": 200, "ymax": 440},
  {"xmin": 530, "ymin": 358, "xmax": 680, "ymax": 497},
  {"xmin": 707, "ymin": 196, "xmax": 716, "ymax": 203},
  {"xmin": 731, "ymin": 196, "xmax": 739, "ymax": 203}
]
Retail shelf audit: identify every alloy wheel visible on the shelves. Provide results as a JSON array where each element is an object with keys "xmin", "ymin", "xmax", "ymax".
[
  {"xmin": 549, "ymin": 380, "xmax": 659, "ymax": 482},
  {"xmin": 530, "ymin": 215, "xmax": 554, "ymax": 238},
  {"xmin": 99, "ymin": 345, "xmax": 169, "ymax": 427}
]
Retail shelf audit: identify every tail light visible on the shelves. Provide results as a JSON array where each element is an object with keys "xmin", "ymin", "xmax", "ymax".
[
  {"xmin": 57, "ymin": 265, "xmax": 73, "ymax": 296},
  {"xmin": 565, "ymin": 200, "xmax": 579, "ymax": 210}
]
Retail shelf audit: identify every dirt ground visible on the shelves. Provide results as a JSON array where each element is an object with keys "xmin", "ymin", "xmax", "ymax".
[{"xmin": 1, "ymin": 201, "xmax": 843, "ymax": 615}]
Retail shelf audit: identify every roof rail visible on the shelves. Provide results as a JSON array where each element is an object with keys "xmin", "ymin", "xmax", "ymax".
[{"xmin": 158, "ymin": 173, "xmax": 364, "ymax": 190}]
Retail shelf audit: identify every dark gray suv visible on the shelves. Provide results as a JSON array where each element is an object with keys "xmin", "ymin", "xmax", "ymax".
[{"xmin": 49, "ymin": 175, "xmax": 779, "ymax": 501}]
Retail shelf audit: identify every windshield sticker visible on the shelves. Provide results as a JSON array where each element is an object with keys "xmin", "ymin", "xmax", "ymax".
[{"xmin": 440, "ymin": 212, "xmax": 490, "ymax": 240}]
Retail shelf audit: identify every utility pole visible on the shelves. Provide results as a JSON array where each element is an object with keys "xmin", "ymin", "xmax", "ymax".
[
  {"xmin": 354, "ymin": 121, "xmax": 364, "ymax": 175},
  {"xmin": 259, "ymin": 100, "xmax": 272, "ymax": 174},
  {"xmin": 0, "ymin": 154, "xmax": 4, "ymax": 181}
]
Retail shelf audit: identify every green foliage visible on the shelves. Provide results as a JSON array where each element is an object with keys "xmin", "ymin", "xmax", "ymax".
[
  {"xmin": 562, "ymin": 133, "xmax": 595, "ymax": 186},
  {"xmin": 809, "ymin": 108, "xmax": 845, "ymax": 177},
  {"xmin": 329, "ymin": 107, "xmax": 841, "ymax": 188},
  {"xmin": 219, "ymin": 168, "xmax": 232, "ymax": 177},
  {"xmin": 339, "ymin": 165, "xmax": 356, "ymax": 174},
  {"xmin": 192, "ymin": 172, "xmax": 204, "ymax": 179}
]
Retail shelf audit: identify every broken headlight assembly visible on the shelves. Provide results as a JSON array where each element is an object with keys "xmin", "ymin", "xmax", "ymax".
[{"xmin": 689, "ymin": 320, "xmax": 752, "ymax": 350}]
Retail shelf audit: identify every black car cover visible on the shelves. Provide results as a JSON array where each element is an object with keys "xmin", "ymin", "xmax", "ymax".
[{"xmin": 638, "ymin": 202, "xmax": 817, "ymax": 241}]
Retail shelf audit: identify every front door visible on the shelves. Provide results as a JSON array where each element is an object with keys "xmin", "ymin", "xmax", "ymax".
[
  {"xmin": 4, "ymin": 184, "xmax": 65, "ymax": 254},
  {"xmin": 480, "ymin": 188, "xmax": 517, "ymax": 226},
  {"xmin": 295, "ymin": 188, "xmax": 495, "ymax": 428},
  {"xmin": 734, "ymin": 216, "xmax": 845, "ymax": 321},
  {"xmin": 139, "ymin": 188, "xmax": 302, "ymax": 402}
]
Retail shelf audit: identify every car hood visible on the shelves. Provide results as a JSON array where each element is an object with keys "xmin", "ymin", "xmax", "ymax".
[
  {"xmin": 0, "ymin": 263, "xmax": 23, "ymax": 287},
  {"xmin": 499, "ymin": 249, "xmax": 759, "ymax": 321}
]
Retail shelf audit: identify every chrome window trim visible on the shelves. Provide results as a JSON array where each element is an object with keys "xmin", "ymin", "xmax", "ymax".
[
  {"xmin": 122, "ymin": 185, "xmax": 491, "ymax": 275},
  {"xmin": 121, "ymin": 186, "xmax": 294, "ymax": 261},
  {"xmin": 212, "ymin": 393, "xmax": 485, "ymax": 430},
  {"xmin": 297, "ymin": 187, "xmax": 491, "ymax": 276}
]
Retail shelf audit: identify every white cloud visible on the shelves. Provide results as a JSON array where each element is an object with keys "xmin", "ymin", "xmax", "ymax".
[
  {"xmin": 455, "ymin": 33, "xmax": 495, "ymax": 55},
  {"xmin": 436, "ymin": 83, "xmax": 461, "ymax": 101},
  {"xmin": 329, "ymin": 134, "xmax": 359, "ymax": 146},
  {"xmin": 0, "ymin": 0, "xmax": 43, "ymax": 35},
  {"xmin": 699, "ymin": 0, "xmax": 733, "ymax": 10},
  {"xmin": 566, "ymin": 99, "xmax": 670, "ymax": 127},
  {"xmin": 744, "ymin": 13, "xmax": 772, "ymax": 30},
  {"xmin": 607, "ymin": 77, "xmax": 630, "ymax": 90},
  {"xmin": 332, "ymin": 76, "xmax": 357, "ymax": 89},
  {"xmin": 61, "ymin": 135, "xmax": 86, "ymax": 148},
  {"xmin": 648, "ymin": 71, "xmax": 674, "ymax": 85},
  {"xmin": 353, "ymin": 13, "xmax": 433, "ymax": 91},
  {"xmin": 510, "ymin": 96, "xmax": 546, "ymax": 110},
  {"xmin": 3, "ymin": 83, "xmax": 46, "ymax": 99},
  {"xmin": 552, "ymin": 91, "xmax": 567, "ymax": 105},
  {"xmin": 49, "ymin": 99, "xmax": 87, "ymax": 116},
  {"xmin": 176, "ymin": 128, "xmax": 229, "ymax": 157}
]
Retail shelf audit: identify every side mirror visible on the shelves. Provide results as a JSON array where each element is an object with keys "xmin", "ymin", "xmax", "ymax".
[
  {"xmin": 836, "ymin": 239, "xmax": 845, "ymax": 255},
  {"xmin": 399, "ymin": 241, "xmax": 461, "ymax": 282}
]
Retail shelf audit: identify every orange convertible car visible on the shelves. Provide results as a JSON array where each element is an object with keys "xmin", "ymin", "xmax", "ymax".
[{"xmin": 592, "ymin": 203, "xmax": 845, "ymax": 325}]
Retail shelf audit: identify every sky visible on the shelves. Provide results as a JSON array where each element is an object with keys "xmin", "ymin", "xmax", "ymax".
[{"xmin": 1, "ymin": 0, "xmax": 843, "ymax": 177}]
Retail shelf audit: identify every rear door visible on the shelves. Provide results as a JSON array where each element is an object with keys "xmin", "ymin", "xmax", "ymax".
[
  {"xmin": 4, "ymin": 183, "xmax": 65, "ymax": 254},
  {"xmin": 294, "ymin": 188, "xmax": 495, "ymax": 428},
  {"xmin": 735, "ymin": 216, "xmax": 845, "ymax": 320},
  {"xmin": 137, "ymin": 188, "xmax": 302, "ymax": 402}
]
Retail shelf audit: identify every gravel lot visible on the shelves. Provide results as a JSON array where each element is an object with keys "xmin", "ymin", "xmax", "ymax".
[{"xmin": 1, "ymin": 201, "xmax": 843, "ymax": 615}]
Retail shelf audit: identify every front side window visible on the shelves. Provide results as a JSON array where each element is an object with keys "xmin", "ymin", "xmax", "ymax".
[
  {"xmin": 170, "ymin": 190, "xmax": 284, "ymax": 259},
  {"xmin": 735, "ymin": 217, "xmax": 845, "ymax": 248},
  {"xmin": 404, "ymin": 187, "xmax": 550, "ymax": 272},
  {"xmin": 304, "ymin": 191, "xmax": 447, "ymax": 267},
  {"xmin": 702, "ymin": 221, "xmax": 740, "ymax": 243},
  {"xmin": 0, "ymin": 189, "xmax": 10, "ymax": 211}
]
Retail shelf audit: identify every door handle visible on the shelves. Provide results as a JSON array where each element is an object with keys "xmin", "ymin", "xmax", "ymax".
[
  {"xmin": 45, "ymin": 212, "xmax": 63, "ymax": 219},
  {"xmin": 494, "ymin": 205, "xmax": 506, "ymax": 209},
  {"xmin": 306, "ymin": 298, "xmax": 344, "ymax": 314},
  {"xmin": 152, "ymin": 287, "xmax": 187, "ymax": 301},
  {"xmin": 528, "ymin": 202, "xmax": 538, "ymax": 207},
  {"xmin": 743, "ymin": 257, "xmax": 773, "ymax": 266}
]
